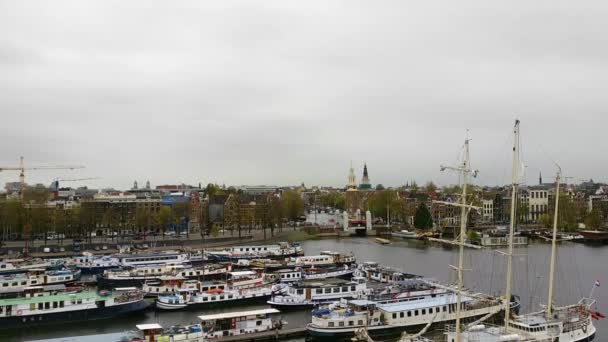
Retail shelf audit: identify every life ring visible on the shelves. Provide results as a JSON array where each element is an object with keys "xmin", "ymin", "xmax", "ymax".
[
  {"xmin": 16, "ymin": 309, "xmax": 22, "ymax": 316},
  {"xmin": 582, "ymin": 324, "xmax": 587, "ymax": 333}
]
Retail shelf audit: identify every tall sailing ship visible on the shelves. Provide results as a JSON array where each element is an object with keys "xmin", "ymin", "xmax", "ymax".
[{"xmin": 448, "ymin": 121, "xmax": 600, "ymax": 341}]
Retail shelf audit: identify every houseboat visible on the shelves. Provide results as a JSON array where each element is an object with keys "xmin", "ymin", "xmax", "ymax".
[
  {"xmin": 355, "ymin": 262, "xmax": 420, "ymax": 283},
  {"xmin": 155, "ymin": 283, "xmax": 281, "ymax": 310},
  {"xmin": 266, "ymin": 269, "xmax": 302, "ymax": 283},
  {"xmin": 295, "ymin": 251, "xmax": 355, "ymax": 267},
  {"xmin": 98, "ymin": 264, "xmax": 187, "ymax": 288},
  {"xmin": 206, "ymin": 242, "xmax": 303, "ymax": 261},
  {"xmin": 267, "ymin": 277, "xmax": 368, "ymax": 309},
  {"xmin": 0, "ymin": 259, "xmax": 61, "ymax": 275},
  {"xmin": 133, "ymin": 323, "xmax": 203, "ymax": 342},
  {"xmin": 200, "ymin": 308, "xmax": 282, "ymax": 338},
  {"xmin": 306, "ymin": 292, "xmax": 511, "ymax": 341},
  {"xmin": 479, "ymin": 235, "xmax": 528, "ymax": 247},
  {"xmin": 176, "ymin": 264, "xmax": 230, "ymax": 280},
  {"xmin": 227, "ymin": 270, "xmax": 268, "ymax": 288},
  {"xmin": 142, "ymin": 276, "xmax": 200, "ymax": 297},
  {"xmin": 0, "ymin": 269, "xmax": 81, "ymax": 295},
  {"xmin": 302, "ymin": 265, "xmax": 356, "ymax": 281},
  {"xmin": 0, "ymin": 287, "xmax": 149, "ymax": 329},
  {"xmin": 116, "ymin": 251, "xmax": 190, "ymax": 267},
  {"xmin": 70, "ymin": 255, "xmax": 120, "ymax": 275}
]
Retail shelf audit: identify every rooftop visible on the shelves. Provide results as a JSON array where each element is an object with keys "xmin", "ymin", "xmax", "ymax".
[
  {"xmin": 198, "ymin": 308, "xmax": 280, "ymax": 321},
  {"xmin": 377, "ymin": 294, "xmax": 474, "ymax": 313}
]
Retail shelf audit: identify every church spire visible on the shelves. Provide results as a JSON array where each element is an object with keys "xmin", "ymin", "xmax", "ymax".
[
  {"xmin": 359, "ymin": 162, "xmax": 371, "ymax": 190},
  {"xmin": 347, "ymin": 161, "xmax": 357, "ymax": 191}
]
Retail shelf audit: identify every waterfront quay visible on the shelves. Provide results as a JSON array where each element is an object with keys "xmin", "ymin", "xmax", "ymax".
[{"xmin": 0, "ymin": 237, "xmax": 605, "ymax": 342}]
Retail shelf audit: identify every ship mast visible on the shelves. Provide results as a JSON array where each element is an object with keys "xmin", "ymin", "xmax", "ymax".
[
  {"xmin": 504, "ymin": 119, "xmax": 520, "ymax": 329},
  {"xmin": 437, "ymin": 133, "xmax": 479, "ymax": 342},
  {"xmin": 546, "ymin": 167, "xmax": 561, "ymax": 318}
]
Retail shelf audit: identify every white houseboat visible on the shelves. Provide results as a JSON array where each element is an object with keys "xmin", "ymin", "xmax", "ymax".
[
  {"xmin": 200, "ymin": 308, "xmax": 282, "ymax": 338},
  {"xmin": 295, "ymin": 251, "xmax": 355, "ymax": 267},
  {"xmin": 155, "ymin": 283, "xmax": 280, "ymax": 310},
  {"xmin": 306, "ymin": 292, "xmax": 512, "ymax": 341},
  {"xmin": 116, "ymin": 251, "xmax": 190, "ymax": 268},
  {"xmin": 206, "ymin": 242, "xmax": 303, "ymax": 261},
  {"xmin": 268, "ymin": 278, "xmax": 368, "ymax": 309},
  {"xmin": 142, "ymin": 276, "xmax": 200, "ymax": 297}
]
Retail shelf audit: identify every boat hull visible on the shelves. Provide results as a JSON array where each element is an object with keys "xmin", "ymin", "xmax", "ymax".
[
  {"xmin": 157, "ymin": 294, "xmax": 271, "ymax": 311},
  {"xmin": 306, "ymin": 311, "xmax": 506, "ymax": 342},
  {"xmin": 0, "ymin": 299, "xmax": 150, "ymax": 330}
]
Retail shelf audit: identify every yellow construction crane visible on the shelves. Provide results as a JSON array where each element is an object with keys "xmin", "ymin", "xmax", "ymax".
[
  {"xmin": 0, "ymin": 156, "xmax": 84, "ymax": 256},
  {"xmin": 0, "ymin": 156, "xmax": 85, "ymax": 201}
]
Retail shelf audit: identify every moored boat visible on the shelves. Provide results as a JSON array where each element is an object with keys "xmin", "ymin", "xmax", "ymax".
[
  {"xmin": 155, "ymin": 283, "xmax": 281, "ymax": 310},
  {"xmin": 0, "ymin": 287, "xmax": 149, "ymax": 329},
  {"xmin": 268, "ymin": 277, "xmax": 368, "ymax": 310}
]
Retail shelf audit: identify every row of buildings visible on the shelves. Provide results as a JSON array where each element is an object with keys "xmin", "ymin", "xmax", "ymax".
[{"xmin": 339, "ymin": 165, "xmax": 608, "ymax": 229}]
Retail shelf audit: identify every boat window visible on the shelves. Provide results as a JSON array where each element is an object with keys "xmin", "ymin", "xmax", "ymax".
[
  {"xmin": 351, "ymin": 286, "xmax": 356, "ymax": 291},
  {"xmin": 407, "ymin": 311, "xmax": 412, "ymax": 317},
  {"xmin": 203, "ymin": 297, "xmax": 208, "ymax": 302},
  {"xmin": 53, "ymin": 302, "xmax": 58, "ymax": 308},
  {"xmin": 342, "ymin": 287, "xmax": 348, "ymax": 292},
  {"xmin": 220, "ymin": 295, "xmax": 225, "ymax": 300},
  {"xmin": 392, "ymin": 313, "xmax": 397, "ymax": 319},
  {"xmin": 415, "ymin": 310, "xmax": 419, "ymax": 316},
  {"xmin": 60, "ymin": 301, "xmax": 64, "ymax": 308},
  {"xmin": 348, "ymin": 321, "xmax": 354, "ymax": 326},
  {"xmin": 203, "ymin": 287, "xmax": 208, "ymax": 291},
  {"xmin": 30, "ymin": 303, "xmax": 35, "ymax": 311},
  {"xmin": 338, "ymin": 322, "xmax": 344, "ymax": 327},
  {"xmin": 443, "ymin": 306, "xmax": 447, "ymax": 312},
  {"xmin": 297, "ymin": 289, "xmax": 304, "ymax": 295},
  {"xmin": 45, "ymin": 302, "xmax": 50, "ymax": 309},
  {"xmin": 316, "ymin": 289, "xmax": 322, "ymax": 294},
  {"xmin": 228, "ymin": 295, "xmax": 233, "ymax": 299},
  {"xmin": 328, "ymin": 322, "xmax": 334, "ymax": 327},
  {"xmin": 38, "ymin": 303, "xmax": 43, "ymax": 310},
  {"xmin": 1, "ymin": 283, "xmax": 6, "ymax": 287},
  {"xmin": 400, "ymin": 312, "xmax": 404, "ymax": 318},
  {"xmin": 325, "ymin": 288, "xmax": 331, "ymax": 294},
  {"xmin": 422, "ymin": 309, "xmax": 426, "ymax": 315},
  {"xmin": 429, "ymin": 308, "xmax": 433, "ymax": 314},
  {"xmin": 358, "ymin": 320, "xmax": 363, "ymax": 325},
  {"xmin": 333, "ymin": 288, "xmax": 339, "ymax": 293},
  {"xmin": 21, "ymin": 281, "xmax": 27, "ymax": 286}
]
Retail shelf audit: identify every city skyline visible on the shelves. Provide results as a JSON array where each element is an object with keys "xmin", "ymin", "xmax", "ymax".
[{"xmin": 2, "ymin": 2, "xmax": 608, "ymax": 189}]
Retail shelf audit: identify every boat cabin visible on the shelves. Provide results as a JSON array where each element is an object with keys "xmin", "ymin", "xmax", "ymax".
[{"xmin": 199, "ymin": 308, "xmax": 280, "ymax": 338}]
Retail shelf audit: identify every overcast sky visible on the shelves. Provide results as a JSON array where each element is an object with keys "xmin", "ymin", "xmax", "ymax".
[{"xmin": 1, "ymin": 1, "xmax": 606, "ymax": 190}]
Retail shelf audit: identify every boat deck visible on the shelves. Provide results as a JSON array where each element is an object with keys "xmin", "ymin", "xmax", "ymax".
[{"xmin": 215, "ymin": 327, "xmax": 306, "ymax": 342}]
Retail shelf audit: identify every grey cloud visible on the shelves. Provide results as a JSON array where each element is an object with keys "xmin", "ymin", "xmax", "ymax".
[{"xmin": 0, "ymin": 0, "xmax": 607, "ymax": 189}]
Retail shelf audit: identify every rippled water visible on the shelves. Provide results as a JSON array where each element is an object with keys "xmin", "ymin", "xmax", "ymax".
[{"xmin": 10, "ymin": 237, "xmax": 608, "ymax": 342}]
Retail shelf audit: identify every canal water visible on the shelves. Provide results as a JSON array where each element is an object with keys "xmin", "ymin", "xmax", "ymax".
[{"xmin": 8, "ymin": 237, "xmax": 608, "ymax": 342}]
